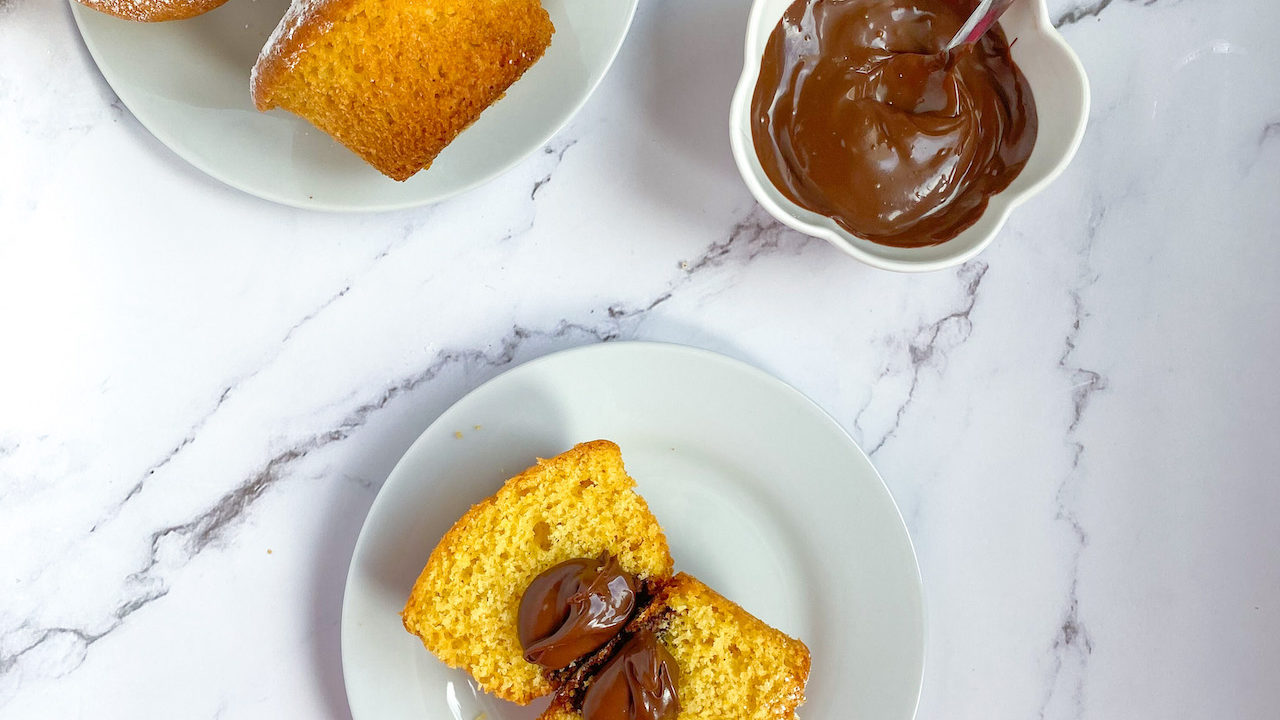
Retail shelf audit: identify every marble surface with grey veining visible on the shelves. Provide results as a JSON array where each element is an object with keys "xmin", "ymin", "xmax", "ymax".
[{"xmin": 2, "ymin": 0, "xmax": 1279, "ymax": 717}]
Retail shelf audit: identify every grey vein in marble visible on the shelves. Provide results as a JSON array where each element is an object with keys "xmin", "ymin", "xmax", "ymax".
[
  {"xmin": 494, "ymin": 135, "xmax": 580, "ymax": 244},
  {"xmin": 280, "ymin": 285, "xmax": 352, "ymax": 345},
  {"xmin": 855, "ymin": 261, "xmax": 990, "ymax": 457},
  {"xmin": 1, "ymin": 348, "xmax": 515, "ymax": 687},
  {"xmin": 0, "ymin": 577, "xmax": 167, "ymax": 684},
  {"xmin": 1038, "ymin": 203, "xmax": 1108, "ymax": 720},
  {"xmin": 1054, "ymin": 0, "xmax": 1116, "ymax": 25},
  {"xmin": 97, "ymin": 253, "xmax": 398, "ymax": 531},
  {"xmin": 530, "ymin": 137, "xmax": 579, "ymax": 201},
  {"xmin": 1054, "ymin": 0, "xmax": 1180, "ymax": 27},
  {"xmin": 0, "ymin": 241, "xmax": 415, "ymax": 683},
  {"xmin": 101, "ymin": 385, "xmax": 236, "ymax": 522},
  {"xmin": 682, "ymin": 207, "xmax": 814, "ymax": 276},
  {"xmin": 1260, "ymin": 120, "xmax": 1280, "ymax": 147}
]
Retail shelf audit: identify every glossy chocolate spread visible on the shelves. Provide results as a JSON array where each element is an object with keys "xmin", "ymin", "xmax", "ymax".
[
  {"xmin": 581, "ymin": 629, "xmax": 681, "ymax": 720},
  {"xmin": 517, "ymin": 553, "xmax": 638, "ymax": 671},
  {"xmin": 751, "ymin": 0, "xmax": 1038, "ymax": 247}
]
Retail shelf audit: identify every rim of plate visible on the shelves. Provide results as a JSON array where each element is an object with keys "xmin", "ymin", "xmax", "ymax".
[
  {"xmin": 339, "ymin": 340, "xmax": 927, "ymax": 719},
  {"xmin": 67, "ymin": 0, "xmax": 639, "ymax": 212}
]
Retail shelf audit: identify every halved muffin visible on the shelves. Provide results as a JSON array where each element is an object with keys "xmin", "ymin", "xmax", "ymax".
[
  {"xmin": 252, "ymin": 0, "xmax": 554, "ymax": 180},
  {"xmin": 402, "ymin": 441, "xmax": 674, "ymax": 704}
]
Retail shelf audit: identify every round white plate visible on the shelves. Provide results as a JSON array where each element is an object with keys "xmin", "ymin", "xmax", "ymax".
[
  {"xmin": 341, "ymin": 342, "xmax": 925, "ymax": 720},
  {"xmin": 69, "ymin": 0, "xmax": 638, "ymax": 211}
]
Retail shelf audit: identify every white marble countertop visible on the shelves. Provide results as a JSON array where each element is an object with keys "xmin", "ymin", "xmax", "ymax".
[{"xmin": 2, "ymin": 0, "xmax": 1279, "ymax": 717}]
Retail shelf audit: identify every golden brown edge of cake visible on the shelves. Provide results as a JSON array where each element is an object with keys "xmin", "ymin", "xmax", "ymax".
[
  {"xmin": 401, "ymin": 440, "xmax": 676, "ymax": 705},
  {"xmin": 76, "ymin": 0, "xmax": 230, "ymax": 22},
  {"xmin": 250, "ymin": 0, "xmax": 349, "ymax": 112}
]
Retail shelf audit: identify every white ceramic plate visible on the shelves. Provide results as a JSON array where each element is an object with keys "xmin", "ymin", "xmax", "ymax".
[
  {"xmin": 69, "ymin": 0, "xmax": 638, "ymax": 211},
  {"xmin": 341, "ymin": 342, "xmax": 925, "ymax": 720},
  {"xmin": 729, "ymin": 0, "xmax": 1089, "ymax": 272}
]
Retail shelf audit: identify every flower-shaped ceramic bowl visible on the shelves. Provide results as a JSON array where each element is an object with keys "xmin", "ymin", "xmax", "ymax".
[{"xmin": 729, "ymin": 0, "xmax": 1090, "ymax": 272}]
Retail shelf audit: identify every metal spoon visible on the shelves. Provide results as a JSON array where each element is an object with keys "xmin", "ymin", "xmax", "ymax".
[{"xmin": 946, "ymin": 0, "xmax": 1018, "ymax": 50}]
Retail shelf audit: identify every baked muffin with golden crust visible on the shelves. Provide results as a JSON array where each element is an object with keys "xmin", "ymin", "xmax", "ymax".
[
  {"xmin": 74, "ymin": 0, "xmax": 230, "ymax": 22},
  {"xmin": 251, "ymin": 0, "xmax": 554, "ymax": 181},
  {"xmin": 402, "ymin": 441, "xmax": 674, "ymax": 705},
  {"xmin": 402, "ymin": 441, "xmax": 811, "ymax": 718}
]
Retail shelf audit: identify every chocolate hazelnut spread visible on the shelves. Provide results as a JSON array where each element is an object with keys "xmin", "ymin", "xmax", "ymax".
[
  {"xmin": 581, "ymin": 629, "xmax": 681, "ymax": 720},
  {"xmin": 750, "ymin": 0, "xmax": 1038, "ymax": 247},
  {"xmin": 517, "ymin": 553, "xmax": 638, "ymax": 670}
]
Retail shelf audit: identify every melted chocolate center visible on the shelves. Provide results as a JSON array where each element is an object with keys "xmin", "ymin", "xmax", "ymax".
[{"xmin": 517, "ymin": 553, "xmax": 638, "ymax": 671}]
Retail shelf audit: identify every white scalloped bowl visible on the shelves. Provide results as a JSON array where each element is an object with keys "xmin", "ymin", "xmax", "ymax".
[{"xmin": 729, "ymin": 0, "xmax": 1089, "ymax": 272}]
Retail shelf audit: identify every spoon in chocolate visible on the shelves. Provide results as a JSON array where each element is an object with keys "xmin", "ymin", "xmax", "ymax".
[
  {"xmin": 872, "ymin": 0, "xmax": 1019, "ymax": 114},
  {"xmin": 946, "ymin": 0, "xmax": 1018, "ymax": 50}
]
